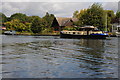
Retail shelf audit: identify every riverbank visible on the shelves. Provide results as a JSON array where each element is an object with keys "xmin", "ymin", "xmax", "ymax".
[
  {"xmin": 15, "ymin": 34, "xmax": 60, "ymax": 36},
  {"xmin": 2, "ymin": 31, "xmax": 60, "ymax": 36},
  {"xmin": 2, "ymin": 31, "xmax": 118, "ymax": 37}
]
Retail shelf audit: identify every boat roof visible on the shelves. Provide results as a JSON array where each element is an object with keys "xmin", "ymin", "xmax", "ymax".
[{"xmin": 80, "ymin": 26, "xmax": 96, "ymax": 29}]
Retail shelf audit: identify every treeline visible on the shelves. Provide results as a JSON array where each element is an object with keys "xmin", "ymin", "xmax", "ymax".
[
  {"xmin": 0, "ymin": 12, "xmax": 55, "ymax": 34},
  {"xmin": 73, "ymin": 3, "xmax": 120, "ymax": 31},
  {"xmin": 0, "ymin": 3, "xmax": 120, "ymax": 33}
]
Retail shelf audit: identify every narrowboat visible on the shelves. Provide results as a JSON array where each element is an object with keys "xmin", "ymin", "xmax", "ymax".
[
  {"xmin": 4, "ymin": 30, "xmax": 16, "ymax": 35},
  {"xmin": 60, "ymin": 26, "xmax": 108, "ymax": 39}
]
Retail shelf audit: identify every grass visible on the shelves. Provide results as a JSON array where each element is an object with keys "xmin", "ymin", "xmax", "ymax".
[{"xmin": 16, "ymin": 31, "xmax": 60, "ymax": 36}]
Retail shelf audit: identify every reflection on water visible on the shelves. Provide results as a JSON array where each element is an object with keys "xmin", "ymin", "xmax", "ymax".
[{"xmin": 1, "ymin": 35, "xmax": 118, "ymax": 78}]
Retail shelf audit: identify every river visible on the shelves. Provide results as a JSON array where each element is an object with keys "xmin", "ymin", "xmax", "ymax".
[{"xmin": 1, "ymin": 35, "xmax": 119, "ymax": 78}]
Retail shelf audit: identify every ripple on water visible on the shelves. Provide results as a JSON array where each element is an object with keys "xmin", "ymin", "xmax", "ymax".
[{"xmin": 2, "ymin": 36, "xmax": 118, "ymax": 78}]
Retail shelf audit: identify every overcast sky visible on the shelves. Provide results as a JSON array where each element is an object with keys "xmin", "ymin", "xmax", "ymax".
[{"xmin": 1, "ymin": 0, "xmax": 119, "ymax": 17}]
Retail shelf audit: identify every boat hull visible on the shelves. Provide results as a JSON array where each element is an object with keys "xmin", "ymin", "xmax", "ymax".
[
  {"xmin": 4, "ymin": 33, "xmax": 16, "ymax": 35},
  {"xmin": 60, "ymin": 33, "xmax": 108, "ymax": 39},
  {"xmin": 4, "ymin": 31, "xmax": 16, "ymax": 35}
]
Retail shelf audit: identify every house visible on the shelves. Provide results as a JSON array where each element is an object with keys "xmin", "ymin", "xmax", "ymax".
[
  {"xmin": 112, "ymin": 23, "xmax": 120, "ymax": 32},
  {"xmin": 111, "ymin": 23, "xmax": 120, "ymax": 36},
  {"xmin": 51, "ymin": 17, "xmax": 78, "ymax": 31}
]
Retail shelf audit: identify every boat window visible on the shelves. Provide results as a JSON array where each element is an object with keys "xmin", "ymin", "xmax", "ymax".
[{"xmin": 73, "ymin": 32, "xmax": 75, "ymax": 34}]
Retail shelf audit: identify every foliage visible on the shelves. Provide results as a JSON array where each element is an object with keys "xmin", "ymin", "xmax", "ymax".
[
  {"xmin": 42, "ymin": 27, "xmax": 54, "ymax": 34},
  {"xmin": 63, "ymin": 26, "xmax": 77, "ymax": 31},
  {"xmin": 72, "ymin": 3, "xmax": 116, "ymax": 31},
  {"xmin": 73, "ymin": 9, "xmax": 87, "ymax": 26},
  {"xmin": 83, "ymin": 3, "xmax": 105, "ymax": 28},
  {"xmin": 29, "ymin": 12, "xmax": 55, "ymax": 34},
  {"xmin": 0, "ymin": 13, "xmax": 7, "ymax": 26},
  {"xmin": 116, "ymin": 11, "xmax": 120, "ymax": 18},
  {"xmin": 73, "ymin": 9, "xmax": 87, "ymax": 19},
  {"xmin": 73, "ymin": 10, "xmax": 79, "ymax": 18},
  {"xmin": 73, "ymin": 3, "xmax": 105, "ymax": 28},
  {"xmin": 10, "ymin": 13, "xmax": 28, "ymax": 22},
  {"xmin": 43, "ymin": 12, "xmax": 55, "ymax": 27},
  {"xmin": 31, "ymin": 17, "xmax": 47, "ymax": 33},
  {"xmin": 26, "ymin": 16, "xmax": 40, "ymax": 23},
  {"xmin": 1, "ymin": 3, "xmax": 120, "ymax": 34},
  {"xmin": 113, "ymin": 11, "xmax": 120, "ymax": 23},
  {"xmin": 4, "ymin": 19, "xmax": 31, "ymax": 32},
  {"xmin": 105, "ymin": 10, "xmax": 115, "ymax": 31}
]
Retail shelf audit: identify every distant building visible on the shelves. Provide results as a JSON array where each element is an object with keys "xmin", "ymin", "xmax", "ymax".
[
  {"xmin": 112, "ymin": 23, "xmax": 120, "ymax": 33},
  {"xmin": 51, "ymin": 17, "xmax": 78, "ymax": 31},
  {"xmin": 1, "ymin": 26, "xmax": 6, "ymax": 30}
]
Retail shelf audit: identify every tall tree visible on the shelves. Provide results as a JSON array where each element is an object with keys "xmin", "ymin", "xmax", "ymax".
[
  {"xmin": 114, "ymin": 11, "xmax": 120, "ymax": 23},
  {"xmin": 31, "ymin": 17, "xmax": 47, "ymax": 33},
  {"xmin": 43, "ymin": 12, "xmax": 55, "ymax": 27},
  {"xmin": 104, "ymin": 10, "xmax": 115, "ymax": 31},
  {"xmin": 26, "ymin": 16, "xmax": 40, "ymax": 23},
  {"xmin": 10, "ymin": 13, "xmax": 27, "ymax": 22},
  {"xmin": 74, "ymin": 9, "xmax": 87, "ymax": 26},
  {"xmin": 0, "ymin": 13, "xmax": 7, "ymax": 26},
  {"xmin": 73, "ymin": 3, "xmax": 106, "ymax": 30},
  {"xmin": 85, "ymin": 3, "xmax": 105, "ymax": 28},
  {"xmin": 73, "ymin": 10, "xmax": 79, "ymax": 18}
]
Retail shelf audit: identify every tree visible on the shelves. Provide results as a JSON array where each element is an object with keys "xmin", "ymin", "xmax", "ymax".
[
  {"xmin": 116, "ymin": 11, "xmax": 120, "ymax": 18},
  {"xmin": 4, "ymin": 19, "xmax": 31, "ymax": 32},
  {"xmin": 85, "ymin": 3, "xmax": 105, "ymax": 28},
  {"xmin": 73, "ymin": 3, "xmax": 105, "ymax": 30},
  {"xmin": 113, "ymin": 11, "xmax": 120, "ymax": 23},
  {"xmin": 43, "ymin": 12, "xmax": 55, "ymax": 27},
  {"xmin": 4, "ymin": 21, "xmax": 13, "ymax": 30},
  {"xmin": 10, "ymin": 13, "xmax": 27, "ymax": 22},
  {"xmin": 104, "ymin": 10, "xmax": 115, "ymax": 31},
  {"xmin": 0, "ymin": 13, "xmax": 7, "ymax": 26},
  {"xmin": 73, "ymin": 9, "xmax": 87, "ymax": 26},
  {"xmin": 31, "ymin": 17, "xmax": 47, "ymax": 33},
  {"xmin": 73, "ymin": 10, "xmax": 79, "ymax": 18},
  {"xmin": 73, "ymin": 9, "xmax": 87, "ymax": 19},
  {"xmin": 26, "ymin": 16, "xmax": 40, "ymax": 23}
]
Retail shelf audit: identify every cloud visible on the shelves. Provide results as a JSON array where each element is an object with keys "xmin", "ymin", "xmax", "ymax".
[
  {"xmin": 0, "ymin": 3, "xmax": 2, "ymax": 12},
  {"xmin": 102, "ymin": 2, "xmax": 118, "ymax": 12},
  {"xmin": 2, "ymin": 3, "xmax": 20, "ymax": 16},
  {"xmin": 1, "ymin": 2, "xmax": 118, "ymax": 17},
  {"xmin": 2, "ymin": 0, "xmax": 120, "ymax": 2}
]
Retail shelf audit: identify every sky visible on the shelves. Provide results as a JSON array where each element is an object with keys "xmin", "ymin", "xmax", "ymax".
[{"xmin": 0, "ymin": 0, "xmax": 120, "ymax": 17}]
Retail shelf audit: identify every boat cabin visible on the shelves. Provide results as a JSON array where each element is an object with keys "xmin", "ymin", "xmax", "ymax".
[
  {"xmin": 78, "ymin": 26, "xmax": 98, "ymax": 31},
  {"xmin": 61, "ymin": 26, "xmax": 103, "ymax": 35}
]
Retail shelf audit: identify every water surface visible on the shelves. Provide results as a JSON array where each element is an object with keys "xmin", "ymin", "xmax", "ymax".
[{"xmin": 1, "ymin": 35, "xmax": 118, "ymax": 78}]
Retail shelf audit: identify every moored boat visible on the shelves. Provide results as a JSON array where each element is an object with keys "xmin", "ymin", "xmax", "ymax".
[
  {"xmin": 60, "ymin": 26, "xmax": 108, "ymax": 39},
  {"xmin": 4, "ymin": 30, "xmax": 16, "ymax": 35},
  {"xmin": 116, "ymin": 32, "xmax": 120, "ymax": 37}
]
